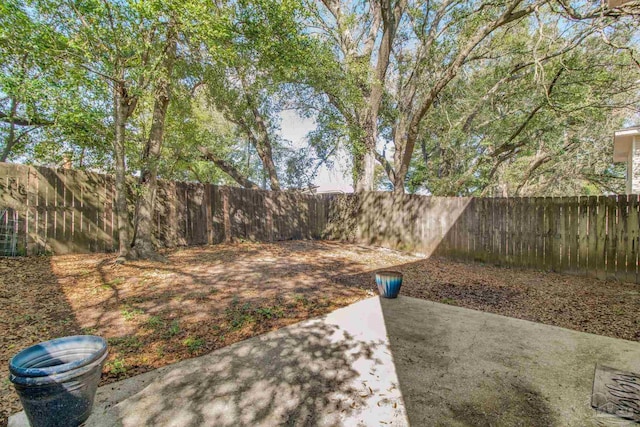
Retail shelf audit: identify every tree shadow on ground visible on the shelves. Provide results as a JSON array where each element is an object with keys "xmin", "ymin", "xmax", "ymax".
[
  {"xmin": 74, "ymin": 240, "xmax": 391, "ymax": 334},
  {"xmin": 97, "ymin": 319, "xmax": 390, "ymax": 427},
  {"xmin": 71, "ymin": 242, "xmax": 375, "ymax": 357},
  {"xmin": 0, "ymin": 256, "xmax": 82, "ymax": 426},
  {"xmin": 37, "ymin": 241, "xmax": 418, "ymax": 402}
]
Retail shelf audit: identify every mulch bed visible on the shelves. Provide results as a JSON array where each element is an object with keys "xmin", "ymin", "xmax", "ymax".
[
  {"xmin": 337, "ymin": 256, "xmax": 640, "ymax": 342},
  {"xmin": 0, "ymin": 241, "xmax": 417, "ymax": 423}
]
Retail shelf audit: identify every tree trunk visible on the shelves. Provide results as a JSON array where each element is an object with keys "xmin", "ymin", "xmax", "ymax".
[
  {"xmin": 254, "ymin": 138, "xmax": 280, "ymax": 191},
  {"xmin": 246, "ymin": 97, "xmax": 280, "ymax": 191},
  {"xmin": 114, "ymin": 83, "xmax": 132, "ymax": 262},
  {"xmin": 234, "ymin": 71, "xmax": 281, "ymax": 191},
  {"xmin": 389, "ymin": 127, "xmax": 413, "ymax": 195},
  {"xmin": 392, "ymin": 173, "xmax": 405, "ymax": 195},
  {"xmin": 354, "ymin": 117, "xmax": 377, "ymax": 192},
  {"xmin": 132, "ymin": 23, "xmax": 177, "ymax": 261},
  {"xmin": 355, "ymin": 149, "xmax": 375, "ymax": 192}
]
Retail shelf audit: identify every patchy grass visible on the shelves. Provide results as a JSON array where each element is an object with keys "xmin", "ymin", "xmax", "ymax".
[
  {"xmin": 145, "ymin": 315, "xmax": 163, "ymax": 329},
  {"xmin": 183, "ymin": 336, "xmax": 205, "ymax": 354},
  {"xmin": 107, "ymin": 335, "xmax": 143, "ymax": 352},
  {"xmin": 0, "ymin": 240, "xmax": 416, "ymax": 421},
  {"xmin": 166, "ymin": 320, "xmax": 181, "ymax": 338},
  {"xmin": 120, "ymin": 306, "xmax": 145, "ymax": 321},
  {"xmin": 223, "ymin": 298, "xmax": 288, "ymax": 330},
  {"xmin": 106, "ymin": 357, "xmax": 127, "ymax": 375}
]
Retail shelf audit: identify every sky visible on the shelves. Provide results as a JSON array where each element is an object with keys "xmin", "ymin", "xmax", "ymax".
[{"xmin": 278, "ymin": 110, "xmax": 354, "ymax": 193}]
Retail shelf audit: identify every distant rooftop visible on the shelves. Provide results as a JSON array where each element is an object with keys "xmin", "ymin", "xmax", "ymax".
[{"xmin": 613, "ymin": 126, "xmax": 640, "ymax": 163}]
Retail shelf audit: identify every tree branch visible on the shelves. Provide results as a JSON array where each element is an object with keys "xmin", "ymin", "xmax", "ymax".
[
  {"xmin": 0, "ymin": 111, "xmax": 53, "ymax": 127},
  {"xmin": 399, "ymin": 0, "xmax": 544, "ymax": 180},
  {"xmin": 198, "ymin": 147, "xmax": 260, "ymax": 190}
]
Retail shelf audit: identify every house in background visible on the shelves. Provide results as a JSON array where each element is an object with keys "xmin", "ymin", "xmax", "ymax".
[{"xmin": 613, "ymin": 126, "xmax": 640, "ymax": 194}]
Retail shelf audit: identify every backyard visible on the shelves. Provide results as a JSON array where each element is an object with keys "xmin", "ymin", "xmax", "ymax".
[
  {"xmin": 2, "ymin": 240, "xmax": 640, "ymax": 423},
  {"xmin": 3, "ymin": 0, "xmax": 640, "ymax": 424}
]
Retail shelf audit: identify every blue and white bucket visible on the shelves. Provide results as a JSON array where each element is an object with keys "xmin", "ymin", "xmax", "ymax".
[{"xmin": 375, "ymin": 271, "xmax": 403, "ymax": 298}]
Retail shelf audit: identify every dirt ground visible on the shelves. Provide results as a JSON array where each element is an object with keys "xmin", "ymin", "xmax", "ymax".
[
  {"xmin": 0, "ymin": 241, "xmax": 417, "ymax": 423},
  {"xmin": 338, "ymin": 256, "xmax": 640, "ymax": 342},
  {"xmin": 1, "ymin": 241, "xmax": 639, "ymax": 425}
]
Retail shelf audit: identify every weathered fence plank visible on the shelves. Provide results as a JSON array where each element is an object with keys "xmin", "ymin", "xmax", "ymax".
[
  {"xmin": 548, "ymin": 197, "xmax": 559, "ymax": 271},
  {"xmin": 631, "ymin": 196, "xmax": 640, "ymax": 283},
  {"xmin": 605, "ymin": 196, "xmax": 618, "ymax": 278},
  {"xmin": 567, "ymin": 197, "xmax": 579, "ymax": 274},
  {"xmin": 577, "ymin": 197, "xmax": 588, "ymax": 275},
  {"xmin": 617, "ymin": 195, "xmax": 629, "ymax": 279}
]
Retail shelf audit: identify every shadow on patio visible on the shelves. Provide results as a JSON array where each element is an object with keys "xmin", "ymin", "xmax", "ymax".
[
  {"xmin": 378, "ymin": 295, "xmax": 640, "ymax": 427},
  {"xmin": 83, "ymin": 298, "xmax": 407, "ymax": 426},
  {"xmin": 379, "ymin": 296, "xmax": 556, "ymax": 427}
]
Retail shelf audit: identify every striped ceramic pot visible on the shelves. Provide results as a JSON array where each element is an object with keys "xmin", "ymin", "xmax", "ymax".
[{"xmin": 375, "ymin": 271, "xmax": 403, "ymax": 299}]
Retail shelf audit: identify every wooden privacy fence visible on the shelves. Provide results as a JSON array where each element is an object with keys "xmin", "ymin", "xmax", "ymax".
[
  {"xmin": 324, "ymin": 192, "xmax": 470, "ymax": 255},
  {"xmin": 2, "ymin": 163, "xmax": 640, "ymax": 283},
  {"xmin": 327, "ymin": 192, "xmax": 640, "ymax": 283},
  {"xmin": 0, "ymin": 163, "xmax": 330, "ymax": 255},
  {"xmin": 436, "ymin": 196, "xmax": 640, "ymax": 283}
]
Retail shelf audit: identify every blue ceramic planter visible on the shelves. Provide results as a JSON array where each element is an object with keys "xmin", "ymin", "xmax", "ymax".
[
  {"xmin": 375, "ymin": 271, "xmax": 403, "ymax": 298},
  {"xmin": 9, "ymin": 335, "xmax": 108, "ymax": 427}
]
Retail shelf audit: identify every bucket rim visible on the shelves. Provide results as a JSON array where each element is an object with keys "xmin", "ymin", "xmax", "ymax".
[
  {"xmin": 9, "ymin": 335, "xmax": 107, "ymax": 379},
  {"xmin": 375, "ymin": 270, "xmax": 403, "ymax": 277}
]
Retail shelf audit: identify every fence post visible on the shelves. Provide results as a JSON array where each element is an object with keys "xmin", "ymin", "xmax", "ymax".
[{"xmin": 222, "ymin": 187, "xmax": 231, "ymax": 243}]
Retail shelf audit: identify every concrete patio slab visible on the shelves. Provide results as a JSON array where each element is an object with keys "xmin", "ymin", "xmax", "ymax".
[
  {"xmin": 10, "ymin": 296, "xmax": 640, "ymax": 426},
  {"xmin": 381, "ymin": 297, "xmax": 640, "ymax": 427}
]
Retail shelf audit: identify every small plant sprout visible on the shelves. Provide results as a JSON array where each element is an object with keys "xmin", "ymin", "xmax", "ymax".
[{"xmin": 183, "ymin": 336, "xmax": 205, "ymax": 354}]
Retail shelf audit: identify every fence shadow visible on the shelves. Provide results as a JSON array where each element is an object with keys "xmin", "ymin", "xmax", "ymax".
[
  {"xmin": 378, "ymin": 296, "xmax": 557, "ymax": 427},
  {"xmin": 329, "ymin": 192, "xmax": 640, "ymax": 285},
  {"xmin": 0, "ymin": 256, "xmax": 82, "ymax": 425},
  {"xmin": 334, "ymin": 255, "xmax": 640, "ymax": 342}
]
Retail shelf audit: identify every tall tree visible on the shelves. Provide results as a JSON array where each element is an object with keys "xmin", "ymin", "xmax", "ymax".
[
  {"xmin": 196, "ymin": 0, "xmax": 313, "ymax": 191},
  {"xmin": 0, "ymin": 0, "xmax": 109, "ymax": 164},
  {"xmin": 131, "ymin": 17, "xmax": 178, "ymax": 259},
  {"xmin": 34, "ymin": 0, "xmax": 179, "ymax": 261},
  {"xmin": 305, "ymin": 0, "xmax": 404, "ymax": 191},
  {"xmin": 405, "ymin": 7, "xmax": 640, "ymax": 196},
  {"xmin": 307, "ymin": 0, "xmax": 639, "ymax": 194}
]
